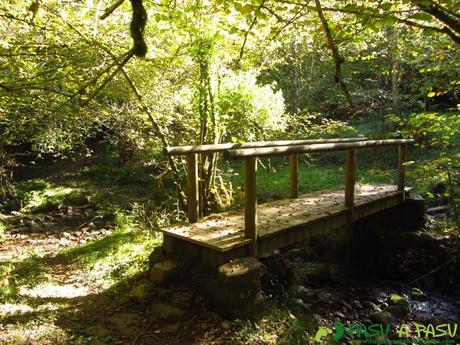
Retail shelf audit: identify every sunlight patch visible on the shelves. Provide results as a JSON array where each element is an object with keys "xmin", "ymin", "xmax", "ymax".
[
  {"xmin": 0, "ymin": 303, "xmax": 33, "ymax": 317},
  {"xmin": 0, "ymin": 321, "xmax": 70, "ymax": 345},
  {"xmin": 0, "ymin": 302, "xmax": 68, "ymax": 319},
  {"xmin": 19, "ymin": 283, "xmax": 90, "ymax": 299}
]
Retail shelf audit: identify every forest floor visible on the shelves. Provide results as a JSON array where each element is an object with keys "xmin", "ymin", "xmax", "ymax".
[{"xmin": 1, "ymin": 148, "xmax": 459, "ymax": 344}]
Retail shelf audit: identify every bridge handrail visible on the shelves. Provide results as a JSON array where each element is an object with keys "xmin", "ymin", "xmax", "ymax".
[
  {"xmin": 222, "ymin": 138, "xmax": 415, "ymax": 256},
  {"xmin": 223, "ymin": 139, "xmax": 415, "ymax": 159},
  {"xmin": 164, "ymin": 137, "xmax": 415, "ymax": 257},
  {"xmin": 164, "ymin": 137, "xmax": 368, "ymax": 156}
]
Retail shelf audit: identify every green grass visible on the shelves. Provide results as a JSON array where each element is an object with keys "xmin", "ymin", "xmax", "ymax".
[
  {"xmin": 23, "ymin": 186, "xmax": 86, "ymax": 213},
  {"xmin": 231, "ymin": 303, "xmax": 315, "ymax": 345},
  {"xmin": 1, "ymin": 179, "xmax": 89, "ymax": 213},
  {"xmin": 349, "ymin": 114, "xmax": 396, "ymax": 139},
  {"xmin": 223, "ymin": 158, "xmax": 397, "ymax": 206},
  {"xmin": 0, "ymin": 153, "xmax": 170, "ymax": 304},
  {"xmin": 56, "ymin": 227, "xmax": 162, "ymax": 286},
  {"xmin": 0, "ymin": 214, "xmax": 163, "ymax": 304},
  {"xmin": 226, "ymin": 161, "xmax": 343, "ymax": 198}
]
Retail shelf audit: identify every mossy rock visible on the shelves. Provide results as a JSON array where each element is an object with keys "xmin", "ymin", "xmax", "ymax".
[
  {"xmin": 411, "ymin": 288, "xmax": 427, "ymax": 301},
  {"xmin": 388, "ymin": 293, "xmax": 409, "ymax": 307},
  {"xmin": 387, "ymin": 293, "xmax": 410, "ymax": 315}
]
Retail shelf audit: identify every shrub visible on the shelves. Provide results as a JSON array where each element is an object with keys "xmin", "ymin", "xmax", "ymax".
[{"xmin": 217, "ymin": 70, "xmax": 286, "ymax": 141}]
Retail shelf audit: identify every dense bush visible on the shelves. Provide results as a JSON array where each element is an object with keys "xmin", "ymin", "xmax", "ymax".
[{"xmin": 217, "ymin": 70, "xmax": 286, "ymax": 141}]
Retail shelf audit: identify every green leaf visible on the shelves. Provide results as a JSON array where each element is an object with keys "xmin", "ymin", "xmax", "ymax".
[
  {"xmin": 409, "ymin": 12, "xmax": 433, "ymax": 21},
  {"xmin": 382, "ymin": 16, "xmax": 397, "ymax": 26},
  {"xmin": 255, "ymin": 11, "xmax": 268, "ymax": 19},
  {"xmin": 240, "ymin": 4, "xmax": 255, "ymax": 14}
]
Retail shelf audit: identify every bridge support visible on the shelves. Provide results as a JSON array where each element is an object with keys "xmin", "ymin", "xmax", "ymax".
[
  {"xmin": 289, "ymin": 154, "xmax": 298, "ymax": 198},
  {"xmin": 345, "ymin": 149, "xmax": 356, "ymax": 219},
  {"xmin": 397, "ymin": 143, "xmax": 408, "ymax": 201},
  {"xmin": 245, "ymin": 157, "xmax": 258, "ymax": 257},
  {"xmin": 186, "ymin": 154, "xmax": 200, "ymax": 223}
]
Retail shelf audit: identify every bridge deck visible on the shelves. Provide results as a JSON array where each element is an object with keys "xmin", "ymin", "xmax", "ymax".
[{"xmin": 161, "ymin": 184, "xmax": 405, "ymax": 265}]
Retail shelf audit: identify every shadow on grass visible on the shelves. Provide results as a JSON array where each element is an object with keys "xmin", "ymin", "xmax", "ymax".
[
  {"xmin": 1, "ymin": 271, "xmax": 318, "ymax": 345},
  {"xmin": 0, "ymin": 269, "xmax": 170, "ymax": 344},
  {"xmin": 1, "ymin": 230, "xmax": 147, "ymax": 297},
  {"xmin": 228, "ymin": 302, "xmax": 316, "ymax": 345},
  {"xmin": 0, "ymin": 271, "xmax": 151, "ymax": 343},
  {"xmin": 1, "ymin": 230, "xmax": 166, "ymax": 343}
]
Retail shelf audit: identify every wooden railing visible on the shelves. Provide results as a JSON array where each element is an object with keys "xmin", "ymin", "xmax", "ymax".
[
  {"xmin": 165, "ymin": 138, "xmax": 414, "ymax": 257},
  {"xmin": 165, "ymin": 137, "xmax": 368, "ymax": 222},
  {"xmin": 223, "ymin": 138, "xmax": 415, "ymax": 256}
]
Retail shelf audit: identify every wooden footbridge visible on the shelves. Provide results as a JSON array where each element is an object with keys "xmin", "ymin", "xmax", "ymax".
[{"xmin": 161, "ymin": 138, "xmax": 414, "ymax": 267}]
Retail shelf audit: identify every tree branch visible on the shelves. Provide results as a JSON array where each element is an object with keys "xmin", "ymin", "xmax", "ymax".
[
  {"xmin": 397, "ymin": 16, "xmax": 460, "ymax": 45},
  {"xmin": 61, "ymin": 20, "xmax": 186, "ymax": 207},
  {"xmin": 411, "ymin": 0, "xmax": 460, "ymax": 35},
  {"xmin": 314, "ymin": 0, "xmax": 354, "ymax": 109},
  {"xmin": 319, "ymin": 4, "xmax": 460, "ymax": 46},
  {"xmin": 81, "ymin": 49, "xmax": 135, "ymax": 107},
  {"xmin": 100, "ymin": 0, "xmax": 127, "ymax": 20},
  {"xmin": 237, "ymin": 0, "xmax": 267, "ymax": 65},
  {"xmin": 119, "ymin": 62, "xmax": 186, "ymax": 208}
]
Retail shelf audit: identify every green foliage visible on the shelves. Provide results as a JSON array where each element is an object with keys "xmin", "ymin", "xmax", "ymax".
[
  {"xmin": 0, "ymin": 250, "xmax": 48, "ymax": 303},
  {"xmin": 389, "ymin": 111, "xmax": 460, "ymax": 148},
  {"xmin": 58, "ymin": 223, "xmax": 161, "ymax": 285},
  {"xmin": 389, "ymin": 111, "xmax": 460, "ymax": 207},
  {"xmin": 0, "ymin": 262, "xmax": 18, "ymax": 302},
  {"xmin": 407, "ymin": 154, "xmax": 460, "ymax": 198},
  {"xmin": 0, "ymin": 151, "xmax": 16, "ymax": 203},
  {"xmin": 287, "ymin": 112, "xmax": 358, "ymax": 139},
  {"xmin": 1, "ymin": 0, "xmax": 458, "ymax": 214},
  {"xmin": 217, "ymin": 70, "xmax": 286, "ymax": 141}
]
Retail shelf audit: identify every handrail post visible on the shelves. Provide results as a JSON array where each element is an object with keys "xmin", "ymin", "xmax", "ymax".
[
  {"xmin": 345, "ymin": 149, "xmax": 356, "ymax": 220},
  {"xmin": 198, "ymin": 154, "xmax": 204, "ymax": 219},
  {"xmin": 244, "ymin": 157, "xmax": 257, "ymax": 257},
  {"xmin": 289, "ymin": 154, "xmax": 299, "ymax": 198},
  {"xmin": 397, "ymin": 143, "xmax": 407, "ymax": 201},
  {"xmin": 186, "ymin": 154, "xmax": 199, "ymax": 223}
]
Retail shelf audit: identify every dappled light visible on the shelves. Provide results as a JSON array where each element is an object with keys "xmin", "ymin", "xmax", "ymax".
[{"xmin": 20, "ymin": 283, "xmax": 90, "ymax": 299}]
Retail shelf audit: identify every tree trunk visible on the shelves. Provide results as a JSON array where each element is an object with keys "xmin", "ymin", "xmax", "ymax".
[
  {"xmin": 290, "ymin": 38, "xmax": 300, "ymax": 113},
  {"xmin": 388, "ymin": 27, "xmax": 400, "ymax": 114}
]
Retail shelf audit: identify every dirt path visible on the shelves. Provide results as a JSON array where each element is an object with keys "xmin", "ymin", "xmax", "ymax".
[
  {"xmin": 0, "ymin": 206, "xmax": 116, "ymax": 342},
  {"xmin": 0, "ymin": 201, "xmax": 233, "ymax": 345}
]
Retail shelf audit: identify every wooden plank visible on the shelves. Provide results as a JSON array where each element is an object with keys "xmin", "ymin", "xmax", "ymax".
[
  {"xmin": 164, "ymin": 137, "xmax": 369, "ymax": 156},
  {"xmin": 289, "ymin": 154, "xmax": 299, "ymax": 198},
  {"xmin": 186, "ymin": 154, "xmax": 199, "ymax": 222},
  {"xmin": 162, "ymin": 225, "xmax": 249, "ymax": 251},
  {"xmin": 224, "ymin": 139, "xmax": 415, "ymax": 160},
  {"xmin": 245, "ymin": 157, "xmax": 258, "ymax": 257},
  {"xmin": 161, "ymin": 184, "xmax": 406, "ymax": 255}
]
